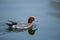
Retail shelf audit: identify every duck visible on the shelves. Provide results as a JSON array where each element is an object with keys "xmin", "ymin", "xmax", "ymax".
[{"xmin": 6, "ymin": 16, "xmax": 35, "ymax": 30}]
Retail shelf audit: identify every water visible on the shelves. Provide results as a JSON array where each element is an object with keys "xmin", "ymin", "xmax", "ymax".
[{"xmin": 0, "ymin": 0, "xmax": 60, "ymax": 40}]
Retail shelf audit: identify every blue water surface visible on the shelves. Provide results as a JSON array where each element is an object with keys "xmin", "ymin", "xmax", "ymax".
[{"xmin": 0, "ymin": 0, "xmax": 60, "ymax": 40}]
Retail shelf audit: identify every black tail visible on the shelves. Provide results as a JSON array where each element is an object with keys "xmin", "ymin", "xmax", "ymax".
[{"xmin": 6, "ymin": 23, "xmax": 13, "ymax": 27}]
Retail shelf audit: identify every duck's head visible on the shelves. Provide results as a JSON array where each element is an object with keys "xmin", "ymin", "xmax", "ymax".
[{"xmin": 28, "ymin": 16, "xmax": 35, "ymax": 23}]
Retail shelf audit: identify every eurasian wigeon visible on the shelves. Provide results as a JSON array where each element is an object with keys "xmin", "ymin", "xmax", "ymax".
[{"xmin": 6, "ymin": 16, "xmax": 35, "ymax": 30}]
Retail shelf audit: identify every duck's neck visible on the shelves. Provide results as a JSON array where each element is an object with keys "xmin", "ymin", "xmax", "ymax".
[
  {"xmin": 28, "ymin": 21, "xmax": 33, "ymax": 24},
  {"xmin": 28, "ymin": 20, "xmax": 33, "ymax": 24}
]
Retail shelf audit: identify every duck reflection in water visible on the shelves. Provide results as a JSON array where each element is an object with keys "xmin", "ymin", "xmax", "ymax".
[{"xmin": 28, "ymin": 25, "xmax": 38, "ymax": 35}]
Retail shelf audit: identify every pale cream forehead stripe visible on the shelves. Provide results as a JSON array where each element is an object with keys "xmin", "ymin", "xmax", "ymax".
[{"xmin": 30, "ymin": 16, "xmax": 35, "ymax": 18}]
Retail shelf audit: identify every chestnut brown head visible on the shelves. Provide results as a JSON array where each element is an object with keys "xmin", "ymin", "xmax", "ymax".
[{"xmin": 28, "ymin": 16, "xmax": 35, "ymax": 23}]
